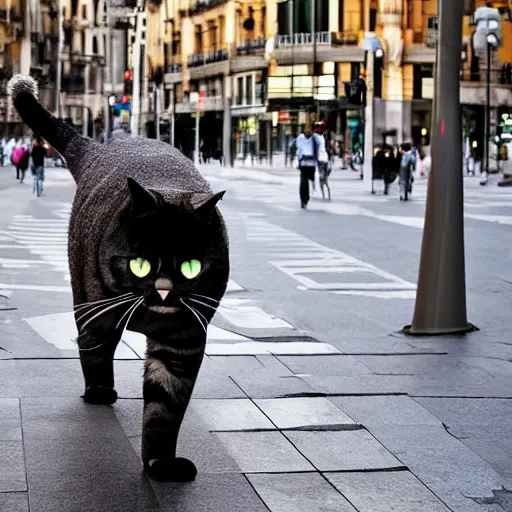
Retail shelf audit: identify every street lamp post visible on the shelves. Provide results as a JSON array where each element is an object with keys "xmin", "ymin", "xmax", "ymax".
[
  {"xmin": 471, "ymin": 6, "xmax": 502, "ymax": 185},
  {"xmin": 360, "ymin": 35, "xmax": 383, "ymax": 194}
]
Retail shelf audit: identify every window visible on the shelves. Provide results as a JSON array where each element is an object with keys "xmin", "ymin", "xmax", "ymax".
[
  {"xmin": 413, "ymin": 64, "xmax": 434, "ymax": 99},
  {"xmin": 92, "ymin": 36, "xmax": 98, "ymax": 54},
  {"xmin": 208, "ymin": 20, "xmax": 217, "ymax": 51},
  {"xmin": 195, "ymin": 25, "xmax": 203, "ymax": 54},
  {"xmin": 246, "ymin": 75, "xmax": 253, "ymax": 105},
  {"xmin": 236, "ymin": 76, "xmax": 243, "ymax": 105},
  {"xmin": 82, "ymin": 5, "xmax": 87, "ymax": 19}
]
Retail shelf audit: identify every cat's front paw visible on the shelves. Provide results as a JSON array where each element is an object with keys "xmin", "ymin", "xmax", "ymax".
[
  {"xmin": 144, "ymin": 457, "xmax": 197, "ymax": 482},
  {"xmin": 82, "ymin": 386, "xmax": 118, "ymax": 405}
]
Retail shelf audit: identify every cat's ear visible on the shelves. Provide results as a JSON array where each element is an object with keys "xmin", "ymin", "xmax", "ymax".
[
  {"xmin": 127, "ymin": 177, "xmax": 158, "ymax": 217},
  {"xmin": 191, "ymin": 191, "xmax": 225, "ymax": 222}
]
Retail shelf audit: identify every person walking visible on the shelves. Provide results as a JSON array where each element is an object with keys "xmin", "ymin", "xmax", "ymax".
[
  {"xmin": 313, "ymin": 121, "xmax": 331, "ymax": 200},
  {"xmin": 31, "ymin": 137, "xmax": 46, "ymax": 196},
  {"xmin": 296, "ymin": 124, "xmax": 318, "ymax": 209},
  {"xmin": 399, "ymin": 142, "xmax": 415, "ymax": 201}
]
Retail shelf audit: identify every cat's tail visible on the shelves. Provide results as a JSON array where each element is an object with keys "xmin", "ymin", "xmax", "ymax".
[{"xmin": 7, "ymin": 74, "xmax": 100, "ymax": 182}]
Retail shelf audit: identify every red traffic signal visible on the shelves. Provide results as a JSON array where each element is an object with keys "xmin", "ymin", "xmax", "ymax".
[{"xmin": 124, "ymin": 70, "xmax": 132, "ymax": 81}]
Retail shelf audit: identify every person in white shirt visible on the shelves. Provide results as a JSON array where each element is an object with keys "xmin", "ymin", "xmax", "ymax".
[
  {"xmin": 313, "ymin": 122, "xmax": 331, "ymax": 200},
  {"xmin": 296, "ymin": 124, "xmax": 318, "ymax": 208}
]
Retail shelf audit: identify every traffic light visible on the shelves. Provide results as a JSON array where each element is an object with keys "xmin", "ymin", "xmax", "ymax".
[
  {"xmin": 344, "ymin": 78, "xmax": 367, "ymax": 106},
  {"xmin": 124, "ymin": 69, "xmax": 133, "ymax": 95}
]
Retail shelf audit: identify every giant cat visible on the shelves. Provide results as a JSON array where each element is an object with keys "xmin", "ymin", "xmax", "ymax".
[{"xmin": 8, "ymin": 75, "xmax": 229, "ymax": 482}]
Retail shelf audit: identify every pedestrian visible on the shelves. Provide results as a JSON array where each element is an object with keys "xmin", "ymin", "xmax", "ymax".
[
  {"xmin": 11, "ymin": 142, "xmax": 29, "ymax": 181},
  {"xmin": 313, "ymin": 121, "xmax": 331, "ymax": 200},
  {"xmin": 296, "ymin": 124, "xmax": 318, "ymax": 209},
  {"xmin": 31, "ymin": 137, "xmax": 46, "ymax": 196},
  {"xmin": 17, "ymin": 143, "xmax": 30, "ymax": 183},
  {"xmin": 287, "ymin": 136, "xmax": 297, "ymax": 168},
  {"xmin": 0, "ymin": 137, "xmax": 4, "ymax": 167},
  {"xmin": 399, "ymin": 142, "xmax": 415, "ymax": 201}
]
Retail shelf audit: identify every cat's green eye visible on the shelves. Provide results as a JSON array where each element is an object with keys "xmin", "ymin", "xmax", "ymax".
[
  {"xmin": 130, "ymin": 257, "xmax": 151, "ymax": 278},
  {"xmin": 181, "ymin": 259, "xmax": 201, "ymax": 279}
]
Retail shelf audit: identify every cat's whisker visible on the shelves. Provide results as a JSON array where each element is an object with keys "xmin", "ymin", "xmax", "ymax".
[
  {"xmin": 116, "ymin": 297, "xmax": 144, "ymax": 331},
  {"xmin": 75, "ymin": 296, "xmax": 138, "ymax": 325},
  {"xmin": 119, "ymin": 297, "xmax": 145, "ymax": 334},
  {"xmin": 80, "ymin": 296, "xmax": 141, "ymax": 333},
  {"xmin": 78, "ymin": 342, "xmax": 107, "ymax": 352},
  {"xmin": 188, "ymin": 293, "xmax": 219, "ymax": 305},
  {"xmin": 184, "ymin": 300, "xmax": 209, "ymax": 325},
  {"xmin": 180, "ymin": 298, "xmax": 206, "ymax": 333},
  {"xmin": 186, "ymin": 297, "xmax": 217, "ymax": 312},
  {"xmin": 74, "ymin": 292, "xmax": 135, "ymax": 311}
]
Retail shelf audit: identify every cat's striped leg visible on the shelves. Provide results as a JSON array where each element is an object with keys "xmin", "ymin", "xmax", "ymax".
[
  {"xmin": 78, "ymin": 331, "xmax": 121, "ymax": 405},
  {"xmin": 142, "ymin": 337, "xmax": 205, "ymax": 482}
]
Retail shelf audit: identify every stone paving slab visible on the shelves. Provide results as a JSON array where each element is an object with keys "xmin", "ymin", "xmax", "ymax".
[
  {"xmin": 21, "ymin": 397, "xmax": 159, "ymax": 511},
  {"xmin": 367, "ymin": 424, "xmax": 507, "ymax": 512},
  {"xmin": 0, "ymin": 441, "xmax": 27, "ymax": 492},
  {"xmin": 247, "ymin": 473, "xmax": 358, "ymax": 512},
  {"xmin": 231, "ymin": 374, "xmax": 315, "ymax": 398},
  {"xmin": 150, "ymin": 473, "xmax": 269, "ymax": 512},
  {"xmin": 0, "ymin": 493, "xmax": 29, "ymax": 512},
  {"xmin": 254, "ymin": 397, "xmax": 355, "ymax": 428},
  {"xmin": 277, "ymin": 355, "xmax": 373, "ymax": 376},
  {"xmin": 114, "ymin": 400, "xmax": 241, "ymax": 474},
  {"xmin": 329, "ymin": 396, "xmax": 442, "ymax": 427},
  {"xmin": 302, "ymin": 373, "xmax": 512, "ymax": 398},
  {"xmin": 326, "ymin": 471, "xmax": 451, "ymax": 512},
  {"xmin": 214, "ymin": 431, "xmax": 315, "ymax": 473},
  {"xmin": 0, "ymin": 398, "xmax": 22, "ymax": 441},
  {"xmin": 284, "ymin": 430, "xmax": 404, "ymax": 472},
  {"xmin": 190, "ymin": 399, "xmax": 275, "ymax": 430}
]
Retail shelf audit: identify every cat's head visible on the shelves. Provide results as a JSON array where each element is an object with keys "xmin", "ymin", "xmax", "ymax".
[{"xmin": 99, "ymin": 178, "xmax": 229, "ymax": 334}]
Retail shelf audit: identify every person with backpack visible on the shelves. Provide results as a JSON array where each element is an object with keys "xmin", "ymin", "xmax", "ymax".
[
  {"xmin": 11, "ymin": 142, "xmax": 30, "ymax": 182},
  {"xmin": 296, "ymin": 124, "xmax": 318, "ymax": 209}
]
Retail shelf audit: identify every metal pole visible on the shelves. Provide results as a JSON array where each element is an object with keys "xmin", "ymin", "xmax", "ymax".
[
  {"xmin": 55, "ymin": 0, "xmax": 62, "ymax": 118},
  {"xmin": 406, "ymin": 0, "xmax": 473, "ymax": 335},
  {"xmin": 312, "ymin": 0, "xmax": 317, "ymax": 113},
  {"xmin": 194, "ymin": 106, "xmax": 200, "ymax": 167},
  {"xmin": 485, "ymin": 41, "xmax": 491, "ymax": 178},
  {"xmin": 155, "ymin": 83, "xmax": 160, "ymax": 140},
  {"xmin": 170, "ymin": 83, "xmax": 176, "ymax": 146},
  {"xmin": 130, "ymin": 6, "xmax": 143, "ymax": 136},
  {"xmin": 363, "ymin": 49, "xmax": 374, "ymax": 193}
]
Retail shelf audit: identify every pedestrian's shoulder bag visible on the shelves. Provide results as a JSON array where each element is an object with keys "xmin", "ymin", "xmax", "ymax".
[{"xmin": 300, "ymin": 136, "xmax": 317, "ymax": 168}]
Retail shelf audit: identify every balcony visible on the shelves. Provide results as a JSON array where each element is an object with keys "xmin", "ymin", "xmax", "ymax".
[
  {"xmin": 274, "ymin": 32, "xmax": 365, "ymax": 65},
  {"xmin": 188, "ymin": 48, "xmax": 229, "ymax": 68},
  {"xmin": 230, "ymin": 39, "xmax": 267, "ymax": 74},
  {"xmin": 187, "ymin": 49, "xmax": 229, "ymax": 79},
  {"xmin": 188, "ymin": 0, "xmax": 226, "ymax": 17},
  {"xmin": 175, "ymin": 95, "xmax": 224, "ymax": 114},
  {"xmin": 235, "ymin": 38, "xmax": 266, "ymax": 56},
  {"xmin": 164, "ymin": 62, "xmax": 183, "ymax": 86}
]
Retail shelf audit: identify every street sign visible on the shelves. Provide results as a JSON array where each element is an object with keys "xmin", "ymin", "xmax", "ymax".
[{"xmin": 198, "ymin": 91, "xmax": 205, "ymax": 111}]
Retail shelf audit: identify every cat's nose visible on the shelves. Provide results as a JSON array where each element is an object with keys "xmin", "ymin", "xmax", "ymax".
[
  {"xmin": 157, "ymin": 289, "xmax": 169, "ymax": 300},
  {"xmin": 155, "ymin": 278, "xmax": 172, "ymax": 302}
]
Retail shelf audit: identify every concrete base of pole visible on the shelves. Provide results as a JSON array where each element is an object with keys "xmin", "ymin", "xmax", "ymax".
[{"xmin": 403, "ymin": 323, "xmax": 478, "ymax": 336}]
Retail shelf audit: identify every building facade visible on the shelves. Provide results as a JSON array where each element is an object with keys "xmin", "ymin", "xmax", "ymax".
[{"xmin": 143, "ymin": 0, "xmax": 510, "ymax": 162}]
